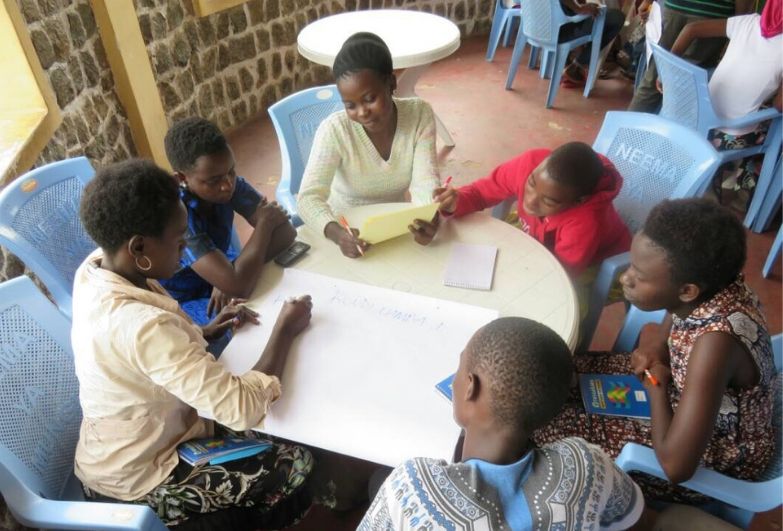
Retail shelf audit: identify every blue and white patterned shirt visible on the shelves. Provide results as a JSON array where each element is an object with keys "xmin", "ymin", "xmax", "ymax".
[{"xmin": 359, "ymin": 437, "xmax": 643, "ymax": 531}]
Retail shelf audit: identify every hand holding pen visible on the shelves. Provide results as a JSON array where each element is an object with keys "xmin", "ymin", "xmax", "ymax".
[
  {"xmin": 337, "ymin": 215, "xmax": 368, "ymax": 258},
  {"xmin": 433, "ymin": 175, "xmax": 458, "ymax": 214}
]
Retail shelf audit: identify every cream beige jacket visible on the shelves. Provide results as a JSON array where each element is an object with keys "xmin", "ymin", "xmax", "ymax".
[{"xmin": 71, "ymin": 251, "xmax": 280, "ymax": 500}]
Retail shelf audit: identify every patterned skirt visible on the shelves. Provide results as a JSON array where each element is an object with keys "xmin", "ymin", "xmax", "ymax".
[
  {"xmin": 85, "ymin": 439, "xmax": 314, "ymax": 529},
  {"xmin": 533, "ymin": 352, "xmax": 711, "ymax": 504}
]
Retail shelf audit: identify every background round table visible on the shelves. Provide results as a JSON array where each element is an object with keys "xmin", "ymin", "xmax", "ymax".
[{"xmin": 297, "ymin": 10, "xmax": 461, "ymax": 146}]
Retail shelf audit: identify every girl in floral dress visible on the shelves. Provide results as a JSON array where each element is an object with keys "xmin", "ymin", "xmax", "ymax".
[{"xmin": 534, "ymin": 198, "xmax": 776, "ymax": 503}]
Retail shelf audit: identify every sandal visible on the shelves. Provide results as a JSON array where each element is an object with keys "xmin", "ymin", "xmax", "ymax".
[{"xmin": 561, "ymin": 63, "xmax": 586, "ymax": 88}]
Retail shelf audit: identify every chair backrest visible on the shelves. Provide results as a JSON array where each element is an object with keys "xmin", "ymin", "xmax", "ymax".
[
  {"xmin": 519, "ymin": 0, "xmax": 568, "ymax": 46},
  {"xmin": 0, "ymin": 275, "xmax": 83, "ymax": 504},
  {"xmin": 593, "ymin": 111, "xmax": 721, "ymax": 234},
  {"xmin": 613, "ymin": 306, "xmax": 667, "ymax": 352},
  {"xmin": 650, "ymin": 42, "xmax": 716, "ymax": 134},
  {"xmin": 0, "ymin": 157, "xmax": 96, "ymax": 318},
  {"xmin": 268, "ymin": 85, "xmax": 344, "ymax": 198}
]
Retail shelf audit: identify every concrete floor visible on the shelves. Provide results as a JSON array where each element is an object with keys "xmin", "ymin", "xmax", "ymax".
[{"xmin": 226, "ymin": 35, "xmax": 782, "ymax": 530}]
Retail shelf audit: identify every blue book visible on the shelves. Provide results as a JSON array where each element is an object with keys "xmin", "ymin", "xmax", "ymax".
[
  {"xmin": 435, "ymin": 373, "xmax": 455, "ymax": 402},
  {"xmin": 579, "ymin": 374, "xmax": 651, "ymax": 419},
  {"xmin": 177, "ymin": 437, "xmax": 273, "ymax": 466}
]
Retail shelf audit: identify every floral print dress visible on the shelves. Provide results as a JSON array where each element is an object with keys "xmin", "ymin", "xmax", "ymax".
[{"xmin": 534, "ymin": 276, "xmax": 776, "ymax": 503}]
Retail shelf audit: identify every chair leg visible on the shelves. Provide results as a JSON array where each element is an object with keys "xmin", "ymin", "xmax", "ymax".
[
  {"xmin": 763, "ymin": 226, "xmax": 783, "ymax": 278},
  {"xmin": 752, "ymin": 157, "xmax": 782, "ymax": 233},
  {"xmin": 583, "ymin": 9, "xmax": 606, "ymax": 98},
  {"xmin": 745, "ymin": 119, "xmax": 782, "ymax": 230},
  {"xmin": 528, "ymin": 46, "xmax": 539, "ymax": 70},
  {"xmin": 486, "ymin": 3, "xmax": 507, "ymax": 61},
  {"xmin": 546, "ymin": 49, "xmax": 570, "ymax": 108},
  {"xmin": 505, "ymin": 28, "xmax": 528, "ymax": 89},
  {"xmin": 501, "ymin": 13, "xmax": 516, "ymax": 47}
]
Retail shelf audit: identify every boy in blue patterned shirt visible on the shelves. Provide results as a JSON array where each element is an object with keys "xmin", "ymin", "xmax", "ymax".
[
  {"xmin": 160, "ymin": 117, "xmax": 296, "ymax": 326},
  {"xmin": 360, "ymin": 317, "xmax": 644, "ymax": 530}
]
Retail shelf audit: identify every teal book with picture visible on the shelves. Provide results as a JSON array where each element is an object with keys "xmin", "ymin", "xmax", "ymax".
[
  {"xmin": 579, "ymin": 374, "xmax": 651, "ymax": 419},
  {"xmin": 177, "ymin": 437, "xmax": 273, "ymax": 466}
]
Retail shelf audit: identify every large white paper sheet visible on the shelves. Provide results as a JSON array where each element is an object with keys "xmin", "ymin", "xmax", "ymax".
[{"xmin": 218, "ymin": 268, "xmax": 499, "ymax": 467}]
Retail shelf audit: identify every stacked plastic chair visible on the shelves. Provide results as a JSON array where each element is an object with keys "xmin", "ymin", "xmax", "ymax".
[
  {"xmin": 651, "ymin": 42, "xmax": 782, "ymax": 232},
  {"xmin": 268, "ymin": 84, "xmax": 344, "ymax": 227},
  {"xmin": 505, "ymin": 0, "xmax": 606, "ymax": 108},
  {"xmin": 0, "ymin": 275, "xmax": 167, "ymax": 530},
  {"xmin": 0, "ymin": 157, "xmax": 97, "ymax": 319}
]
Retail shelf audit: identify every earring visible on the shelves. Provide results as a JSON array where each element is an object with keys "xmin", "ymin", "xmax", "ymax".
[{"xmin": 135, "ymin": 255, "xmax": 153, "ymax": 271}]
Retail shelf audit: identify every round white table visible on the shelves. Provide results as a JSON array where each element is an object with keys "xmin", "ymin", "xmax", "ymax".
[
  {"xmin": 221, "ymin": 204, "xmax": 579, "ymax": 466},
  {"xmin": 296, "ymin": 203, "xmax": 579, "ymax": 349},
  {"xmin": 297, "ymin": 10, "xmax": 461, "ymax": 146}
]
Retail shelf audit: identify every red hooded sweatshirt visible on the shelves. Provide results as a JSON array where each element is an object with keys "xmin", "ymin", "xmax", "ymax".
[{"xmin": 451, "ymin": 149, "xmax": 631, "ymax": 276}]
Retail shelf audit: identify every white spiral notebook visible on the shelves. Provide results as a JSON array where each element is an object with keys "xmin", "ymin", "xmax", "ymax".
[{"xmin": 443, "ymin": 243, "xmax": 498, "ymax": 290}]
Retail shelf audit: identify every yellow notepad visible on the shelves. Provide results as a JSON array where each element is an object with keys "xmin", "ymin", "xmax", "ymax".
[{"xmin": 359, "ymin": 203, "xmax": 439, "ymax": 244}]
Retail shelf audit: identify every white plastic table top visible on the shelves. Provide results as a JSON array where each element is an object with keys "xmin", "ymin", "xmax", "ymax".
[
  {"xmin": 292, "ymin": 204, "xmax": 580, "ymax": 349},
  {"xmin": 297, "ymin": 9, "xmax": 461, "ymax": 70},
  {"xmin": 230, "ymin": 204, "xmax": 578, "ymax": 466}
]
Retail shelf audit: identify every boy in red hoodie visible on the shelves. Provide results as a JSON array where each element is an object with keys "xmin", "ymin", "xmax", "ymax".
[{"xmin": 434, "ymin": 142, "xmax": 630, "ymax": 286}]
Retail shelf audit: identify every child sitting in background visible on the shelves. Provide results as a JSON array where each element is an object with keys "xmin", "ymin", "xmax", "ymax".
[
  {"xmin": 667, "ymin": 0, "xmax": 782, "ymax": 193},
  {"xmin": 160, "ymin": 117, "xmax": 296, "ymax": 326},
  {"xmin": 534, "ymin": 198, "xmax": 776, "ymax": 503},
  {"xmin": 360, "ymin": 317, "xmax": 644, "ymax": 530},
  {"xmin": 435, "ymin": 142, "xmax": 631, "ymax": 308}
]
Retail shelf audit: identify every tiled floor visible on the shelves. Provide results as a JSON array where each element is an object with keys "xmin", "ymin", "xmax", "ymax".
[{"xmin": 227, "ymin": 35, "xmax": 782, "ymax": 531}]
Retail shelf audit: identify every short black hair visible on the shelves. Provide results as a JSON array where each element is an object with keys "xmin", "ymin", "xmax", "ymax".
[
  {"xmin": 643, "ymin": 198, "xmax": 746, "ymax": 300},
  {"xmin": 164, "ymin": 117, "xmax": 228, "ymax": 172},
  {"xmin": 80, "ymin": 159, "xmax": 181, "ymax": 253},
  {"xmin": 546, "ymin": 142, "xmax": 604, "ymax": 196},
  {"xmin": 332, "ymin": 32, "xmax": 393, "ymax": 81},
  {"xmin": 466, "ymin": 317, "xmax": 573, "ymax": 433}
]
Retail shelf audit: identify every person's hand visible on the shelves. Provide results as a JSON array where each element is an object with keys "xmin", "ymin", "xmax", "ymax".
[
  {"xmin": 641, "ymin": 360, "xmax": 673, "ymax": 389},
  {"xmin": 576, "ymin": 2, "xmax": 600, "ymax": 17},
  {"xmin": 207, "ymin": 286, "xmax": 232, "ymax": 317},
  {"xmin": 655, "ymin": 78, "xmax": 663, "ymax": 93},
  {"xmin": 255, "ymin": 201, "xmax": 290, "ymax": 228},
  {"xmin": 202, "ymin": 298, "xmax": 260, "ymax": 340},
  {"xmin": 433, "ymin": 186, "xmax": 458, "ymax": 214},
  {"xmin": 409, "ymin": 212, "xmax": 440, "ymax": 246},
  {"xmin": 275, "ymin": 295, "xmax": 313, "ymax": 336},
  {"xmin": 325, "ymin": 221, "xmax": 370, "ymax": 258}
]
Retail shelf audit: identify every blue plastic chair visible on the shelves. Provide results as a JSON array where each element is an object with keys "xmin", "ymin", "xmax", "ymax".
[
  {"xmin": 763, "ymin": 225, "xmax": 782, "ymax": 278},
  {"xmin": 650, "ymin": 42, "xmax": 783, "ymax": 232},
  {"xmin": 487, "ymin": 0, "xmax": 522, "ymax": 61},
  {"xmin": 0, "ymin": 157, "xmax": 97, "ymax": 319},
  {"xmin": 0, "ymin": 275, "xmax": 167, "ymax": 530},
  {"xmin": 578, "ymin": 112, "xmax": 722, "ymax": 351},
  {"xmin": 616, "ymin": 333, "xmax": 783, "ymax": 529},
  {"xmin": 268, "ymin": 84, "xmax": 344, "ymax": 227},
  {"xmin": 505, "ymin": 1, "xmax": 606, "ymax": 108}
]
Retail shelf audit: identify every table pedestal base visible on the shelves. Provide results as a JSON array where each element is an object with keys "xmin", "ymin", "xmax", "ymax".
[{"xmin": 397, "ymin": 64, "xmax": 455, "ymax": 147}]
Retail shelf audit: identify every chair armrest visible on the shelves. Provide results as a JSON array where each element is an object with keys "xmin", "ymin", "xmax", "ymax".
[
  {"xmin": 713, "ymin": 108, "xmax": 780, "ymax": 132},
  {"xmin": 578, "ymin": 251, "xmax": 630, "ymax": 351},
  {"xmin": 5, "ymin": 496, "xmax": 167, "ymax": 531},
  {"xmin": 616, "ymin": 443, "xmax": 783, "ymax": 513},
  {"xmin": 275, "ymin": 176, "xmax": 301, "ymax": 226}
]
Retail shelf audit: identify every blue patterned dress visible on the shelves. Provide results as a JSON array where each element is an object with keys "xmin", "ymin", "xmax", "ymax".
[{"xmin": 359, "ymin": 437, "xmax": 643, "ymax": 530}]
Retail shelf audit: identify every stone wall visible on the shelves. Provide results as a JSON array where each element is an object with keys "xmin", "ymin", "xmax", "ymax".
[{"xmin": 139, "ymin": 0, "xmax": 492, "ymax": 133}]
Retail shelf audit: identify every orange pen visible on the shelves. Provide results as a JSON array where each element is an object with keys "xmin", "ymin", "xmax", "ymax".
[
  {"xmin": 338, "ymin": 216, "xmax": 364, "ymax": 257},
  {"xmin": 644, "ymin": 369, "xmax": 660, "ymax": 386}
]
